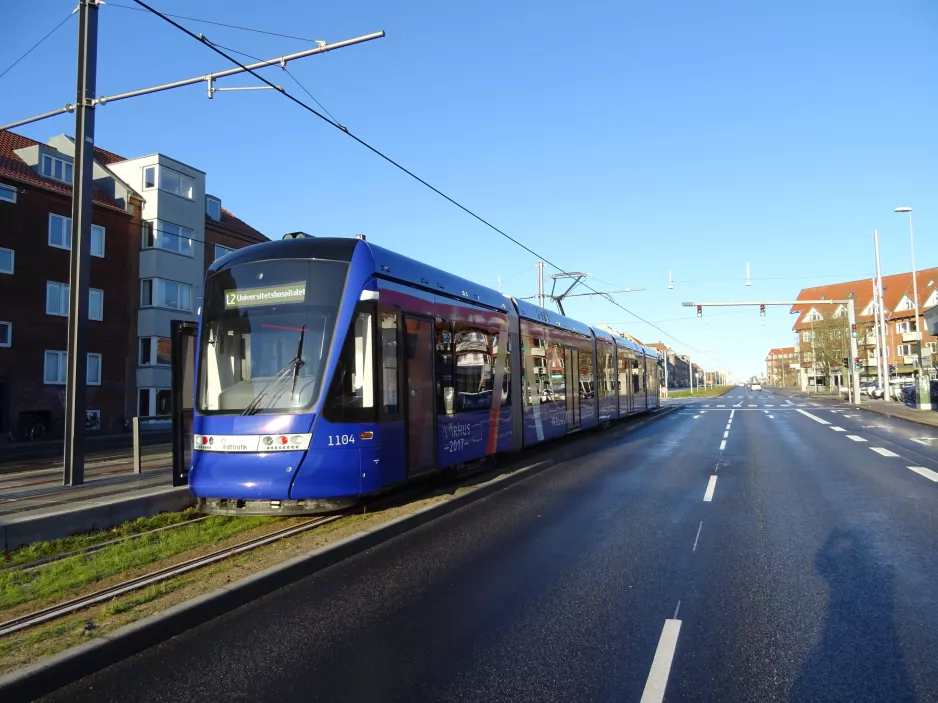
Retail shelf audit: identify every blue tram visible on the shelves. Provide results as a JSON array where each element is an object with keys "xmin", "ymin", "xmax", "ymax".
[{"xmin": 190, "ymin": 236, "xmax": 661, "ymax": 514}]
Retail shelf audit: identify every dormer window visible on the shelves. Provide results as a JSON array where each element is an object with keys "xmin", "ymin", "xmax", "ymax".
[
  {"xmin": 206, "ymin": 196, "xmax": 221, "ymax": 221},
  {"xmin": 41, "ymin": 154, "xmax": 73, "ymax": 184}
]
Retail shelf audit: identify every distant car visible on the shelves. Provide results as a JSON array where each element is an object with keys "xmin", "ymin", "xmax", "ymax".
[{"xmin": 750, "ymin": 383, "xmax": 762, "ymax": 391}]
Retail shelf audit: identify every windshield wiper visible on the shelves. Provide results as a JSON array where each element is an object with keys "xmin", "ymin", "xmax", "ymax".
[{"xmin": 241, "ymin": 326, "xmax": 307, "ymax": 415}]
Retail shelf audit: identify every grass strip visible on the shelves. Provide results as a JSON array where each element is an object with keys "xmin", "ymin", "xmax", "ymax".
[
  {"xmin": 0, "ymin": 514, "xmax": 280, "ymax": 610},
  {"xmin": 667, "ymin": 385, "xmax": 733, "ymax": 398}
]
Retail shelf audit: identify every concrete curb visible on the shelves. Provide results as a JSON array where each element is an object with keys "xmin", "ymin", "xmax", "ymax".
[
  {"xmin": 0, "ymin": 487, "xmax": 195, "ymax": 551},
  {"xmin": 0, "ymin": 407, "xmax": 676, "ymax": 702}
]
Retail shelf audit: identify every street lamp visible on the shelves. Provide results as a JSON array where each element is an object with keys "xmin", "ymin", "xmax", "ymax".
[{"xmin": 894, "ymin": 206, "xmax": 931, "ymax": 410}]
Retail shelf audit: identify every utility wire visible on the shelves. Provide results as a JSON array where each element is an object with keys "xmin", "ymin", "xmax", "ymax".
[
  {"xmin": 0, "ymin": 10, "xmax": 75, "ymax": 82},
  {"xmin": 106, "ymin": 2, "xmax": 319, "ymax": 44},
  {"xmin": 128, "ymin": 0, "xmax": 720, "ymax": 364}
]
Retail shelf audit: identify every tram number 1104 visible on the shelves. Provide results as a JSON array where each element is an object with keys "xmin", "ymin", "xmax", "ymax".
[{"xmin": 327, "ymin": 434, "xmax": 356, "ymax": 446}]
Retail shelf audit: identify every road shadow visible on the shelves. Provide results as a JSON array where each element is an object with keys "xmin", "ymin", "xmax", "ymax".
[{"xmin": 790, "ymin": 529, "xmax": 916, "ymax": 702}]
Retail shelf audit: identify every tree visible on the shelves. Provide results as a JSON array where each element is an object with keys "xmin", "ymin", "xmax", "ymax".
[{"xmin": 799, "ymin": 314, "xmax": 850, "ymax": 391}]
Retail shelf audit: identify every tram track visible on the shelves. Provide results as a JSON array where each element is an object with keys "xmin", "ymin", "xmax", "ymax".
[{"xmin": 0, "ymin": 516, "xmax": 339, "ymax": 639}]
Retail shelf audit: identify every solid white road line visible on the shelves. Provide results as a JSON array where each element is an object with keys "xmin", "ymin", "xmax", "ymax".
[
  {"xmin": 730, "ymin": 409, "xmax": 735, "ymax": 419},
  {"xmin": 703, "ymin": 475, "xmax": 718, "ymax": 501},
  {"xmin": 846, "ymin": 435, "xmax": 867, "ymax": 442},
  {"xmin": 719, "ymin": 440, "xmax": 727, "ymax": 452},
  {"xmin": 908, "ymin": 466, "xmax": 938, "ymax": 482},
  {"xmin": 640, "ymin": 619, "xmax": 682, "ymax": 703},
  {"xmin": 693, "ymin": 521, "xmax": 703, "ymax": 552},
  {"xmin": 871, "ymin": 447, "xmax": 899, "ymax": 457},
  {"xmin": 830, "ymin": 426, "xmax": 846, "ymax": 432},
  {"xmin": 797, "ymin": 409, "xmax": 831, "ymax": 425}
]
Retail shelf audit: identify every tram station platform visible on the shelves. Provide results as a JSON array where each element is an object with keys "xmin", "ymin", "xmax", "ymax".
[{"xmin": 0, "ymin": 450, "xmax": 193, "ymax": 551}]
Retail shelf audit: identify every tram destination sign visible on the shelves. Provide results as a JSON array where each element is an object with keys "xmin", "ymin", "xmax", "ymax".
[{"xmin": 224, "ymin": 282, "xmax": 306, "ymax": 309}]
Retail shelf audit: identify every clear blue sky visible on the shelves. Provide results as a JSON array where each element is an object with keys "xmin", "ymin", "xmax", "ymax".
[{"xmin": 5, "ymin": 0, "xmax": 937, "ymax": 379}]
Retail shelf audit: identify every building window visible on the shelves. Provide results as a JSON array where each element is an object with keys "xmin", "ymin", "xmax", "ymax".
[
  {"xmin": 48, "ymin": 214, "xmax": 105, "ymax": 257},
  {"xmin": 143, "ymin": 220, "xmax": 193, "ymax": 257},
  {"xmin": 141, "ymin": 278, "xmax": 192, "ymax": 312},
  {"xmin": 143, "ymin": 165, "xmax": 193, "ymax": 199},
  {"xmin": 43, "ymin": 351, "xmax": 101, "ymax": 385},
  {"xmin": 0, "ymin": 321, "xmax": 10, "ymax": 347},
  {"xmin": 40, "ymin": 154, "xmax": 73, "ymax": 184},
  {"xmin": 896, "ymin": 320, "xmax": 915, "ymax": 334},
  {"xmin": 897, "ymin": 344, "xmax": 913, "ymax": 357},
  {"xmin": 0, "ymin": 247, "xmax": 12, "ymax": 274},
  {"xmin": 214, "ymin": 244, "xmax": 234, "ymax": 261},
  {"xmin": 206, "ymin": 196, "xmax": 221, "ymax": 221},
  {"xmin": 139, "ymin": 337, "xmax": 172, "ymax": 366},
  {"xmin": 802, "ymin": 331, "xmax": 814, "ymax": 342},
  {"xmin": 89, "ymin": 288, "xmax": 104, "ymax": 321},
  {"xmin": 0, "ymin": 184, "xmax": 16, "ymax": 203},
  {"xmin": 46, "ymin": 282, "xmax": 104, "ymax": 319},
  {"xmin": 138, "ymin": 387, "xmax": 171, "ymax": 418}
]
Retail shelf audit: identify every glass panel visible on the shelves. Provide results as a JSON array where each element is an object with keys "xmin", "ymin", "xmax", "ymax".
[
  {"xmin": 65, "ymin": 163, "xmax": 73, "ymax": 183},
  {"xmin": 0, "ymin": 249, "xmax": 10, "ymax": 273},
  {"xmin": 44, "ymin": 351, "xmax": 61, "ymax": 383},
  {"xmin": 91, "ymin": 226, "xmax": 104, "ymax": 257},
  {"xmin": 156, "ymin": 338, "xmax": 172, "ymax": 365},
  {"xmin": 323, "ymin": 309, "xmax": 376, "ymax": 423},
  {"xmin": 197, "ymin": 259, "xmax": 348, "ymax": 414},
  {"xmin": 64, "ymin": 218, "xmax": 71, "ymax": 249},
  {"xmin": 380, "ymin": 311, "xmax": 399, "ymax": 414},
  {"xmin": 144, "ymin": 166, "xmax": 156, "ymax": 188},
  {"xmin": 161, "ymin": 281, "xmax": 178, "ymax": 308},
  {"xmin": 160, "ymin": 168, "xmax": 181, "ymax": 195},
  {"xmin": 156, "ymin": 389, "xmax": 171, "ymax": 416},
  {"xmin": 41, "ymin": 155, "xmax": 52, "ymax": 177},
  {"xmin": 0, "ymin": 322, "xmax": 9, "ymax": 346},
  {"xmin": 90, "ymin": 289, "xmax": 103, "ymax": 320},
  {"xmin": 49, "ymin": 216, "xmax": 63, "ymax": 246},
  {"xmin": 54, "ymin": 160, "xmax": 63, "ymax": 180},
  {"xmin": 140, "ymin": 338, "xmax": 152, "ymax": 365},
  {"xmin": 180, "ymin": 174, "xmax": 193, "ymax": 199},
  {"xmin": 87, "ymin": 354, "xmax": 101, "ymax": 384},
  {"xmin": 141, "ymin": 280, "xmax": 152, "ymax": 307},
  {"xmin": 215, "ymin": 245, "xmax": 234, "ymax": 261},
  {"xmin": 207, "ymin": 198, "xmax": 221, "ymax": 220},
  {"xmin": 138, "ymin": 388, "xmax": 150, "ymax": 416}
]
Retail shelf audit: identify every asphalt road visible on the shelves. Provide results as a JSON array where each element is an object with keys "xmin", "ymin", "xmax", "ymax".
[{"xmin": 41, "ymin": 388, "xmax": 938, "ymax": 702}]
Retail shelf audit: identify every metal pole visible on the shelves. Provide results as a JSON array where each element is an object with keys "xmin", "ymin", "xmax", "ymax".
[
  {"xmin": 871, "ymin": 278, "xmax": 883, "ymax": 391},
  {"xmin": 874, "ymin": 230, "xmax": 891, "ymax": 401},
  {"xmin": 0, "ymin": 31, "xmax": 386, "ymax": 132},
  {"xmin": 63, "ymin": 0, "xmax": 99, "ymax": 486},
  {"xmin": 907, "ymin": 211, "xmax": 930, "ymax": 409},
  {"xmin": 848, "ymin": 299, "xmax": 862, "ymax": 404},
  {"xmin": 811, "ymin": 318, "xmax": 817, "ymax": 393},
  {"xmin": 132, "ymin": 416, "xmax": 141, "ymax": 474},
  {"xmin": 536, "ymin": 262, "xmax": 544, "ymax": 308},
  {"xmin": 690, "ymin": 353, "xmax": 694, "ymax": 393}
]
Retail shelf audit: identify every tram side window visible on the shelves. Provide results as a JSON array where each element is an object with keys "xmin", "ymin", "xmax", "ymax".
[
  {"xmin": 598, "ymin": 344, "xmax": 615, "ymax": 398},
  {"xmin": 631, "ymin": 356, "xmax": 641, "ymax": 394},
  {"xmin": 617, "ymin": 352, "xmax": 629, "ymax": 398},
  {"xmin": 380, "ymin": 311, "xmax": 399, "ymax": 415},
  {"xmin": 323, "ymin": 309, "xmax": 376, "ymax": 423},
  {"xmin": 437, "ymin": 320, "xmax": 506, "ymax": 414}
]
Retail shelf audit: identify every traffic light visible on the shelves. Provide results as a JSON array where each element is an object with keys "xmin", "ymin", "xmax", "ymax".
[
  {"xmin": 855, "ymin": 357, "xmax": 861, "ymax": 371},
  {"xmin": 759, "ymin": 304, "xmax": 766, "ymax": 318},
  {"xmin": 851, "ymin": 323, "xmax": 858, "ymax": 338},
  {"xmin": 843, "ymin": 357, "xmax": 849, "ymax": 367},
  {"xmin": 697, "ymin": 305, "xmax": 702, "ymax": 318}
]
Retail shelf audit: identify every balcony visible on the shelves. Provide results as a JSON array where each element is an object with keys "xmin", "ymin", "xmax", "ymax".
[
  {"xmin": 862, "ymin": 358, "xmax": 878, "ymax": 367},
  {"xmin": 903, "ymin": 355, "xmax": 918, "ymax": 366},
  {"xmin": 862, "ymin": 334, "xmax": 878, "ymax": 346},
  {"xmin": 901, "ymin": 331, "xmax": 921, "ymax": 343}
]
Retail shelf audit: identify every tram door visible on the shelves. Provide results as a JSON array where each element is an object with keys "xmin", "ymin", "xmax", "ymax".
[
  {"xmin": 564, "ymin": 347, "xmax": 581, "ymax": 430},
  {"xmin": 404, "ymin": 316, "xmax": 436, "ymax": 475}
]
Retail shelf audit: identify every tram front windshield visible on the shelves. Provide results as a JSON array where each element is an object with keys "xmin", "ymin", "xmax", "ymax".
[{"xmin": 198, "ymin": 258, "xmax": 348, "ymax": 414}]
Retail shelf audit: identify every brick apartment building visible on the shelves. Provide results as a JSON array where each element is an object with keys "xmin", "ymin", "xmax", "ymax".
[
  {"xmin": 791, "ymin": 269, "xmax": 938, "ymax": 388},
  {"xmin": 0, "ymin": 129, "xmax": 266, "ymax": 437},
  {"xmin": 765, "ymin": 347, "xmax": 798, "ymax": 386}
]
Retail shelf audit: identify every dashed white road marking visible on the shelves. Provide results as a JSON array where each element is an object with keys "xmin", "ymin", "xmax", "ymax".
[
  {"xmin": 871, "ymin": 447, "xmax": 899, "ymax": 457},
  {"xmin": 785, "ymin": 400, "xmax": 794, "ymax": 406},
  {"xmin": 703, "ymin": 404, "xmax": 711, "ymax": 408},
  {"xmin": 908, "ymin": 466, "xmax": 938, "ymax": 482},
  {"xmin": 768, "ymin": 415, "xmax": 775, "ymax": 419},
  {"xmin": 723, "ymin": 431, "xmax": 729, "ymax": 438},
  {"xmin": 719, "ymin": 440, "xmax": 727, "ymax": 452},
  {"xmin": 749, "ymin": 404, "xmax": 757, "ymax": 407},
  {"xmin": 640, "ymin": 619, "xmax": 682, "ymax": 703},
  {"xmin": 797, "ymin": 409, "xmax": 831, "ymax": 425},
  {"xmin": 693, "ymin": 415, "xmax": 700, "ymax": 419},
  {"xmin": 703, "ymin": 475, "xmax": 718, "ymax": 501},
  {"xmin": 830, "ymin": 426, "xmax": 846, "ymax": 432},
  {"xmin": 717, "ymin": 404, "xmax": 726, "ymax": 408},
  {"xmin": 765, "ymin": 404, "xmax": 773, "ymax": 407},
  {"xmin": 725, "ymin": 424, "xmax": 731, "ymax": 431},
  {"xmin": 730, "ymin": 409, "xmax": 736, "ymax": 419},
  {"xmin": 846, "ymin": 435, "xmax": 867, "ymax": 442},
  {"xmin": 911, "ymin": 438, "xmax": 936, "ymax": 446},
  {"xmin": 693, "ymin": 521, "xmax": 703, "ymax": 552}
]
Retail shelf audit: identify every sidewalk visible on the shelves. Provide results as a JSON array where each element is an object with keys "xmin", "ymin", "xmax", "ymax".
[
  {"xmin": 0, "ymin": 458, "xmax": 192, "ymax": 551},
  {"xmin": 771, "ymin": 387, "xmax": 938, "ymax": 429}
]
